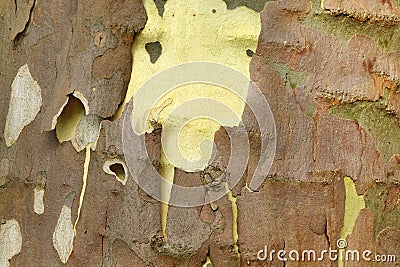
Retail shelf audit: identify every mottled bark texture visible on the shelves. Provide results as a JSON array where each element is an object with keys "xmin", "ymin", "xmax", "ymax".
[{"xmin": 1, "ymin": 0, "xmax": 400, "ymax": 266}]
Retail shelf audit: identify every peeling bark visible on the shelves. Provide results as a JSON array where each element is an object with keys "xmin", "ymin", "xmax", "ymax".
[{"xmin": 1, "ymin": 0, "xmax": 400, "ymax": 266}]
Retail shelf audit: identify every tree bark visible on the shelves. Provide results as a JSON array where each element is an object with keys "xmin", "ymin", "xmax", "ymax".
[{"xmin": 1, "ymin": 0, "xmax": 400, "ymax": 266}]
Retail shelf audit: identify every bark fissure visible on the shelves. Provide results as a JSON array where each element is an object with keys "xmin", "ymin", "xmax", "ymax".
[{"xmin": 13, "ymin": 0, "xmax": 36, "ymax": 46}]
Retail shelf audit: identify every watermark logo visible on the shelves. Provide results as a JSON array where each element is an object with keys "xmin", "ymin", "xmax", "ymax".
[
  {"xmin": 122, "ymin": 62, "xmax": 276, "ymax": 207},
  {"xmin": 336, "ymin": 238, "xmax": 348, "ymax": 249},
  {"xmin": 257, "ymin": 239, "xmax": 397, "ymax": 263}
]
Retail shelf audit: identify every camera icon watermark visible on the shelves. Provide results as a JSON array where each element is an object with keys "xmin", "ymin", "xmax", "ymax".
[{"xmin": 122, "ymin": 62, "xmax": 276, "ymax": 207}]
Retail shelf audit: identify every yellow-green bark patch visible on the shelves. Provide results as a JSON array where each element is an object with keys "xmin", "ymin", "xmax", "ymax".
[
  {"xmin": 125, "ymin": 0, "xmax": 262, "ymax": 161},
  {"xmin": 340, "ymin": 177, "xmax": 365, "ymax": 240},
  {"xmin": 301, "ymin": 11, "xmax": 400, "ymax": 52},
  {"xmin": 124, "ymin": 0, "xmax": 264, "ymax": 242},
  {"xmin": 330, "ymin": 96, "xmax": 400, "ymax": 162},
  {"xmin": 364, "ymin": 184, "xmax": 400, "ymax": 236},
  {"xmin": 265, "ymin": 58, "xmax": 308, "ymax": 89}
]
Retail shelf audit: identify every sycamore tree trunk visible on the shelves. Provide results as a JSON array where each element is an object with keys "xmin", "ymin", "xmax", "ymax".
[{"xmin": 1, "ymin": 0, "xmax": 400, "ymax": 266}]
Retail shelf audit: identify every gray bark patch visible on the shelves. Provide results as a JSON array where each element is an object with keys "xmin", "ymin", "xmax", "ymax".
[
  {"xmin": 145, "ymin": 41, "xmax": 163, "ymax": 64},
  {"xmin": 223, "ymin": 0, "xmax": 269, "ymax": 12},
  {"xmin": 153, "ymin": 0, "xmax": 168, "ymax": 17},
  {"xmin": 4, "ymin": 64, "xmax": 42, "ymax": 147}
]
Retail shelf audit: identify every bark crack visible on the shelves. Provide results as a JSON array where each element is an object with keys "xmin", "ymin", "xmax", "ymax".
[
  {"xmin": 101, "ymin": 208, "xmax": 108, "ymax": 267},
  {"xmin": 357, "ymin": 124, "xmax": 365, "ymax": 182},
  {"xmin": 13, "ymin": 0, "xmax": 37, "ymax": 46},
  {"xmin": 312, "ymin": 110, "xmax": 321, "ymax": 174}
]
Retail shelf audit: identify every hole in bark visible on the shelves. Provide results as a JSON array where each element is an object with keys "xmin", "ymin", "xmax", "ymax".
[
  {"xmin": 55, "ymin": 95, "xmax": 85, "ymax": 143},
  {"xmin": 246, "ymin": 49, "xmax": 254, "ymax": 57},
  {"xmin": 110, "ymin": 163, "xmax": 126, "ymax": 181},
  {"xmin": 103, "ymin": 160, "xmax": 128, "ymax": 185},
  {"xmin": 94, "ymin": 31, "xmax": 107, "ymax": 48}
]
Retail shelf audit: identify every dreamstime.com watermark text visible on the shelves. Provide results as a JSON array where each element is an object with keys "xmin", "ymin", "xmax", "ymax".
[{"xmin": 257, "ymin": 239, "xmax": 397, "ymax": 263}]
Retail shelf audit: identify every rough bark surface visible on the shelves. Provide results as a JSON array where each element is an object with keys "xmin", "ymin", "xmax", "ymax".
[{"xmin": 1, "ymin": 0, "xmax": 400, "ymax": 266}]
